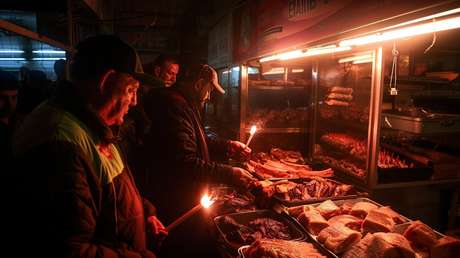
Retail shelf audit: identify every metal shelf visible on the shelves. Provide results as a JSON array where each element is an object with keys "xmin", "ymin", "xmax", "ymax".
[
  {"xmin": 243, "ymin": 127, "xmax": 310, "ymax": 133},
  {"xmin": 249, "ymin": 85, "xmax": 309, "ymax": 90}
]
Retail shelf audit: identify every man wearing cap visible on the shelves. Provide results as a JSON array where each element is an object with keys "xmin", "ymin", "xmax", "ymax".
[
  {"xmin": 10, "ymin": 35, "xmax": 166, "ymax": 257},
  {"xmin": 141, "ymin": 63, "xmax": 257, "ymax": 257}
]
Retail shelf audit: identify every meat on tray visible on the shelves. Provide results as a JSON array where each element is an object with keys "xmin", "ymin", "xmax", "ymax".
[
  {"xmin": 316, "ymin": 154, "xmax": 366, "ymax": 178},
  {"xmin": 246, "ymin": 148, "xmax": 334, "ymax": 179},
  {"xmin": 243, "ymin": 239, "xmax": 327, "ymax": 258},
  {"xmin": 260, "ymin": 177, "xmax": 355, "ymax": 202},
  {"xmin": 362, "ymin": 208, "xmax": 396, "ymax": 234},
  {"xmin": 247, "ymin": 108, "xmax": 309, "ymax": 128},
  {"xmin": 403, "ymin": 220, "xmax": 439, "ymax": 249},
  {"xmin": 320, "ymin": 133, "xmax": 415, "ymax": 169},
  {"xmin": 211, "ymin": 189, "xmax": 256, "ymax": 215},
  {"xmin": 343, "ymin": 232, "xmax": 416, "ymax": 258},
  {"xmin": 219, "ymin": 216, "xmax": 293, "ymax": 245},
  {"xmin": 317, "ymin": 223, "xmax": 362, "ymax": 254},
  {"xmin": 288, "ymin": 199, "xmax": 409, "ymax": 255},
  {"xmin": 297, "ymin": 206, "xmax": 329, "ymax": 235}
]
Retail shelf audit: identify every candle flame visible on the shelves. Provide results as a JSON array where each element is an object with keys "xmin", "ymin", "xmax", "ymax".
[
  {"xmin": 250, "ymin": 125, "xmax": 257, "ymax": 135},
  {"xmin": 200, "ymin": 194, "xmax": 214, "ymax": 208}
]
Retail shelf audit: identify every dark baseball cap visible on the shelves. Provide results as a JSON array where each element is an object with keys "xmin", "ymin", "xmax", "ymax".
[{"xmin": 71, "ymin": 35, "xmax": 144, "ymax": 81}]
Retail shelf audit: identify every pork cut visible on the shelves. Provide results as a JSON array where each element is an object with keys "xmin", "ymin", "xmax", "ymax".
[
  {"xmin": 403, "ymin": 220, "xmax": 439, "ymax": 248},
  {"xmin": 317, "ymin": 223, "xmax": 362, "ymax": 254},
  {"xmin": 243, "ymin": 239, "xmax": 327, "ymax": 258},
  {"xmin": 316, "ymin": 200, "xmax": 341, "ymax": 219},
  {"xmin": 362, "ymin": 209, "xmax": 395, "ymax": 233},
  {"xmin": 328, "ymin": 215, "xmax": 363, "ymax": 231},
  {"xmin": 297, "ymin": 206, "xmax": 329, "ymax": 235},
  {"xmin": 430, "ymin": 235, "xmax": 460, "ymax": 258},
  {"xmin": 350, "ymin": 201, "xmax": 379, "ymax": 218},
  {"xmin": 343, "ymin": 232, "xmax": 416, "ymax": 258}
]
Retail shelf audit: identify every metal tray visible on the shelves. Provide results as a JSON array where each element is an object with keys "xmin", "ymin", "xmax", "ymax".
[
  {"xmin": 269, "ymin": 178, "xmax": 368, "ymax": 207},
  {"xmin": 382, "ymin": 112, "xmax": 460, "ymax": 134},
  {"xmin": 284, "ymin": 198, "xmax": 411, "ymax": 256},
  {"xmin": 213, "ymin": 210, "xmax": 306, "ymax": 253},
  {"xmin": 209, "ymin": 186, "xmax": 257, "ymax": 216},
  {"xmin": 285, "ymin": 197, "xmax": 411, "ymax": 225},
  {"xmin": 392, "ymin": 221, "xmax": 444, "ymax": 238},
  {"xmin": 237, "ymin": 239, "xmax": 337, "ymax": 258}
]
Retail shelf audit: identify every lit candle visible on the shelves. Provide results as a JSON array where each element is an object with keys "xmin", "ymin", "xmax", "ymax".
[
  {"xmin": 245, "ymin": 125, "xmax": 257, "ymax": 148},
  {"xmin": 166, "ymin": 194, "xmax": 215, "ymax": 231}
]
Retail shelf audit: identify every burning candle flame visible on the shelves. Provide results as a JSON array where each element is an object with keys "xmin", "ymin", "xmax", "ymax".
[
  {"xmin": 200, "ymin": 194, "xmax": 214, "ymax": 208},
  {"xmin": 250, "ymin": 125, "xmax": 257, "ymax": 135}
]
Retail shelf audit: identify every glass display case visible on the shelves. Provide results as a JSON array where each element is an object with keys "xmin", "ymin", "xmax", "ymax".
[
  {"xmin": 239, "ymin": 62, "xmax": 313, "ymax": 154},
  {"xmin": 378, "ymin": 31, "xmax": 460, "ymax": 186},
  {"xmin": 312, "ymin": 51, "xmax": 375, "ymax": 184}
]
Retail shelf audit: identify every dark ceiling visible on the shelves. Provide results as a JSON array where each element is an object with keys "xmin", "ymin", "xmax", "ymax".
[{"xmin": 1, "ymin": 0, "xmax": 243, "ymax": 63}]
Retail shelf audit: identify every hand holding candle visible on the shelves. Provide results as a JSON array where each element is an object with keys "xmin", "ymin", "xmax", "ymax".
[
  {"xmin": 166, "ymin": 194, "xmax": 215, "ymax": 231},
  {"xmin": 245, "ymin": 125, "xmax": 257, "ymax": 148}
]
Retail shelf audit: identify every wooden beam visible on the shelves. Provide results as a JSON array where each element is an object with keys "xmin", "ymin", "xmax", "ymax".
[{"xmin": 0, "ymin": 19, "xmax": 72, "ymax": 52}]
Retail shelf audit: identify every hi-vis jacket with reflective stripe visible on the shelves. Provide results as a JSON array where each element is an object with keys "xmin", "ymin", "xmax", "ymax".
[{"xmin": 11, "ymin": 83, "xmax": 157, "ymax": 258}]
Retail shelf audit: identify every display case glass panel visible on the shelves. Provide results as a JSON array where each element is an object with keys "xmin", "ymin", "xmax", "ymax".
[
  {"xmin": 312, "ymin": 51, "xmax": 374, "ymax": 182},
  {"xmin": 379, "ymin": 31, "xmax": 460, "ymax": 183}
]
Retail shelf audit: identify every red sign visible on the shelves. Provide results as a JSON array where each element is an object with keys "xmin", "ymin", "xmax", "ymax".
[{"xmin": 250, "ymin": 0, "xmax": 456, "ymax": 58}]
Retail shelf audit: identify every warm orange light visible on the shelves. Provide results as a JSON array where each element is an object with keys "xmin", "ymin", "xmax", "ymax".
[
  {"xmin": 352, "ymin": 58, "xmax": 373, "ymax": 64},
  {"xmin": 250, "ymin": 125, "xmax": 257, "ymax": 135},
  {"xmin": 262, "ymin": 67, "xmax": 285, "ymax": 75},
  {"xmin": 245, "ymin": 125, "xmax": 257, "ymax": 148},
  {"xmin": 338, "ymin": 54, "xmax": 373, "ymax": 63},
  {"xmin": 340, "ymin": 16, "xmax": 460, "ymax": 47},
  {"xmin": 260, "ymin": 45, "xmax": 351, "ymax": 63},
  {"xmin": 200, "ymin": 194, "xmax": 214, "ymax": 208}
]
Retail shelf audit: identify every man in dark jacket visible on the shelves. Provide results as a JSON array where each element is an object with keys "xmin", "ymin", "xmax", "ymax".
[
  {"xmin": 142, "ymin": 63, "xmax": 257, "ymax": 257},
  {"xmin": 10, "ymin": 35, "xmax": 166, "ymax": 257}
]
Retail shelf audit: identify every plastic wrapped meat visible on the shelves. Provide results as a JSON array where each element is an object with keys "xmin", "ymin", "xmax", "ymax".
[
  {"xmin": 316, "ymin": 200, "xmax": 341, "ymax": 219},
  {"xmin": 297, "ymin": 206, "xmax": 329, "ymax": 235},
  {"xmin": 403, "ymin": 220, "xmax": 439, "ymax": 248},
  {"xmin": 317, "ymin": 223, "xmax": 362, "ymax": 254},
  {"xmin": 350, "ymin": 201, "xmax": 379, "ymax": 218},
  {"xmin": 328, "ymin": 215, "xmax": 363, "ymax": 231},
  {"xmin": 343, "ymin": 232, "xmax": 416, "ymax": 258},
  {"xmin": 362, "ymin": 209, "xmax": 396, "ymax": 234},
  {"xmin": 430, "ymin": 235, "xmax": 460, "ymax": 258}
]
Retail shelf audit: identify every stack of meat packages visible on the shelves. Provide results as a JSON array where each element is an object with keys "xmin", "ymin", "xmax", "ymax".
[
  {"xmin": 288, "ymin": 199, "xmax": 460, "ymax": 257},
  {"xmin": 324, "ymin": 86, "xmax": 354, "ymax": 107},
  {"xmin": 246, "ymin": 148, "xmax": 334, "ymax": 179}
]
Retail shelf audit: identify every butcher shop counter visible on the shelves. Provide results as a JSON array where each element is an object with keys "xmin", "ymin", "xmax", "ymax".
[{"xmin": 211, "ymin": 187, "xmax": 460, "ymax": 258}]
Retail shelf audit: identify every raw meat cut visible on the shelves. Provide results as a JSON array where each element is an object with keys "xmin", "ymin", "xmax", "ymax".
[{"xmin": 317, "ymin": 223, "xmax": 362, "ymax": 254}]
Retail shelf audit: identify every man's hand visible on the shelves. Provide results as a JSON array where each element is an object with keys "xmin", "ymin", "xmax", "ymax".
[
  {"xmin": 146, "ymin": 215, "xmax": 168, "ymax": 249},
  {"xmin": 231, "ymin": 167, "xmax": 259, "ymax": 189},
  {"xmin": 228, "ymin": 140, "xmax": 251, "ymax": 161}
]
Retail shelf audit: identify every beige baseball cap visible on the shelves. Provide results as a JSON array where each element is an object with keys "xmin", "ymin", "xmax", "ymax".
[{"xmin": 207, "ymin": 65, "xmax": 225, "ymax": 94}]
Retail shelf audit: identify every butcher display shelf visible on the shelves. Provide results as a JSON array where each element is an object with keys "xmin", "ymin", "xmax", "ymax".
[
  {"xmin": 382, "ymin": 112, "xmax": 460, "ymax": 134},
  {"xmin": 249, "ymin": 85, "xmax": 309, "ymax": 90},
  {"xmin": 243, "ymin": 127, "xmax": 310, "ymax": 133}
]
